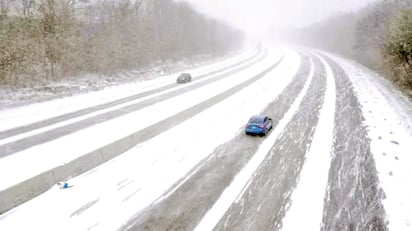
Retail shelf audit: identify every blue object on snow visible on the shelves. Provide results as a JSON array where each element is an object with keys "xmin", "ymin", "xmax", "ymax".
[{"xmin": 57, "ymin": 182, "xmax": 72, "ymax": 189}]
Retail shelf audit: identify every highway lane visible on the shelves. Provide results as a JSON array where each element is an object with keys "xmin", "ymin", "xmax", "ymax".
[
  {"xmin": 0, "ymin": 50, "xmax": 262, "ymax": 140},
  {"xmin": 0, "ymin": 49, "xmax": 268, "ymax": 158},
  {"xmin": 212, "ymin": 52, "xmax": 326, "ymax": 231},
  {"xmin": 320, "ymin": 54, "xmax": 386, "ymax": 230}
]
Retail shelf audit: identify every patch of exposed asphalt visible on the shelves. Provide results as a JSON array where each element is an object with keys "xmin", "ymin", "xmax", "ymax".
[
  {"xmin": 320, "ymin": 54, "xmax": 387, "ymax": 231},
  {"xmin": 120, "ymin": 54, "xmax": 311, "ymax": 231},
  {"xmin": 0, "ymin": 50, "xmax": 268, "ymax": 158},
  {"xmin": 214, "ymin": 53, "xmax": 326, "ymax": 231}
]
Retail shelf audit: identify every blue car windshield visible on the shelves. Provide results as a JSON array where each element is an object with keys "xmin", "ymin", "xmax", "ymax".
[{"xmin": 248, "ymin": 117, "xmax": 264, "ymax": 124}]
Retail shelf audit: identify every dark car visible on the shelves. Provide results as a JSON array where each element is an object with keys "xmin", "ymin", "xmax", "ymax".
[
  {"xmin": 245, "ymin": 115, "xmax": 273, "ymax": 136},
  {"xmin": 176, "ymin": 73, "xmax": 192, "ymax": 83}
]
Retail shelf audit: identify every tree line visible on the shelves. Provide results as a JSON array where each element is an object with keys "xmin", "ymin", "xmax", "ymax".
[
  {"xmin": 0, "ymin": 0, "xmax": 244, "ymax": 87},
  {"xmin": 276, "ymin": 0, "xmax": 412, "ymax": 98}
]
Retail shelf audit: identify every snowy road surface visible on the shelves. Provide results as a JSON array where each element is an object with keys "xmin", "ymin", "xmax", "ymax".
[{"xmin": 0, "ymin": 45, "xmax": 411, "ymax": 231}]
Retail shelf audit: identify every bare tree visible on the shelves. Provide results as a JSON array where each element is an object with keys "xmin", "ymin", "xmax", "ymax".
[{"xmin": 0, "ymin": 0, "xmax": 243, "ymax": 87}]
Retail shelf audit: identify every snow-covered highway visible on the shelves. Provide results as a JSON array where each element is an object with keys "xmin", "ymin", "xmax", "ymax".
[{"xmin": 0, "ymin": 45, "xmax": 411, "ymax": 231}]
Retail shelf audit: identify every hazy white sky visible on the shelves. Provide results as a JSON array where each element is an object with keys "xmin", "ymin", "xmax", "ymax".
[{"xmin": 182, "ymin": 0, "xmax": 378, "ymax": 35}]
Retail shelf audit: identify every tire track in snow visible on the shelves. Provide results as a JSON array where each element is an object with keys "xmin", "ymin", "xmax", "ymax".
[
  {"xmin": 320, "ymin": 54, "xmax": 387, "ymax": 230},
  {"xmin": 121, "ymin": 52, "xmax": 309, "ymax": 231},
  {"xmin": 212, "ymin": 53, "xmax": 326, "ymax": 231},
  {"xmin": 331, "ymin": 55, "xmax": 412, "ymax": 230},
  {"xmin": 279, "ymin": 52, "xmax": 335, "ymax": 230}
]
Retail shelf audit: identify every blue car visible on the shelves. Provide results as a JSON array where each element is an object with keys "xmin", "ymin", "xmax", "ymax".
[{"xmin": 245, "ymin": 115, "xmax": 273, "ymax": 136}]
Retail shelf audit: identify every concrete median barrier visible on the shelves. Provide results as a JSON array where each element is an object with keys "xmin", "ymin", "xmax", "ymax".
[{"xmin": 0, "ymin": 170, "xmax": 55, "ymax": 215}]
